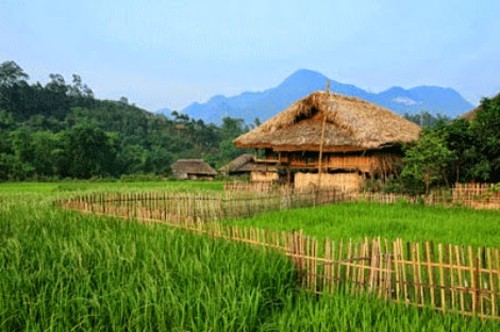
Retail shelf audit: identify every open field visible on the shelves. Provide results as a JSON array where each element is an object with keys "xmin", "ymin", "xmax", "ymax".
[
  {"xmin": 1, "ymin": 182, "xmax": 498, "ymax": 330},
  {"xmin": 0, "ymin": 180, "xmax": 224, "ymax": 195},
  {"xmin": 227, "ymin": 201, "xmax": 500, "ymax": 248}
]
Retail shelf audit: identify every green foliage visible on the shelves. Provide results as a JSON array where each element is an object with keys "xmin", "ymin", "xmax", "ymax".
[
  {"xmin": 1, "ymin": 186, "xmax": 497, "ymax": 330},
  {"xmin": 0, "ymin": 193, "xmax": 295, "ymax": 331},
  {"xmin": 398, "ymin": 94, "xmax": 499, "ymax": 193},
  {"xmin": 0, "ymin": 61, "xmax": 250, "ymax": 181},
  {"xmin": 469, "ymin": 95, "xmax": 500, "ymax": 182},
  {"xmin": 401, "ymin": 129, "xmax": 453, "ymax": 194},
  {"xmin": 58, "ymin": 125, "xmax": 119, "ymax": 178},
  {"xmin": 404, "ymin": 111, "xmax": 451, "ymax": 128},
  {"xmin": 226, "ymin": 201, "xmax": 500, "ymax": 248}
]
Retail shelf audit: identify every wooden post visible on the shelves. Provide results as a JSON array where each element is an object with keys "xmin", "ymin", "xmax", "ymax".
[
  {"xmin": 317, "ymin": 80, "xmax": 330, "ymax": 190},
  {"xmin": 426, "ymin": 241, "xmax": 436, "ymax": 308},
  {"xmin": 438, "ymin": 243, "xmax": 446, "ymax": 312},
  {"xmin": 468, "ymin": 246, "xmax": 477, "ymax": 315}
]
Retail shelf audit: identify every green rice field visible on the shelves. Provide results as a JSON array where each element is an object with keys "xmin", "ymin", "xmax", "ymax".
[
  {"xmin": 228, "ymin": 201, "xmax": 500, "ymax": 248},
  {"xmin": 0, "ymin": 181, "xmax": 498, "ymax": 331}
]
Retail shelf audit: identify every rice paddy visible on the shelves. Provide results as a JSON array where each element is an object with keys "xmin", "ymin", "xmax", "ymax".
[
  {"xmin": 227, "ymin": 201, "xmax": 500, "ymax": 248},
  {"xmin": 0, "ymin": 181, "xmax": 498, "ymax": 331}
]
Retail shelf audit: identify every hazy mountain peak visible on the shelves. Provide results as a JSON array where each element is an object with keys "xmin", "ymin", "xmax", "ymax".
[
  {"xmin": 179, "ymin": 70, "xmax": 474, "ymax": 124},
  {"xmin": 280, "ymin": 69, "xmax": 328, "ymax": 86}
]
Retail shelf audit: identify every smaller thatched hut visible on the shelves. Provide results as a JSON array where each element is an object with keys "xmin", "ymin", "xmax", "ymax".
[
  {"xmin": 219, "ymin": 154, "xmax": 278, "ymax": 182},
  {"xmin": 171, "ymin": 159, "xmax": 217, "ymax": 180}
]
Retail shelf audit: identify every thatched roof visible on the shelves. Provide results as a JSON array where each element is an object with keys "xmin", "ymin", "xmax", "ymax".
[
  {"xmin": 171, "ymin": 159, "xmax": 217, "ymax": 176},
  {"xmin": 219, "ymin": 154, "xmax": 277, "ymax": 174},
  {"xmin": 219, "ymin": 154, "xmax": 254, "ymax": 174},
  {"xmin": 234, "ymin": 91, "xmax": 421, "ymax": 152}
]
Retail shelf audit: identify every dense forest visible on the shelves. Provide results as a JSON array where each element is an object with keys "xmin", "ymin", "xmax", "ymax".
[{"xmin": 0, "ymin": 61, "xmax": 250, "ymax": 180}]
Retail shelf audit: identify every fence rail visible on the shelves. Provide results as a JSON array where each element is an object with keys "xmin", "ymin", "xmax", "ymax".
[
  {"xmin": 58, "ymin": 188, "xmax": 352, "ymax": 222},
  {"xmin": 58, "ymin": 184, "xmax": 500, "ymax": 320}
]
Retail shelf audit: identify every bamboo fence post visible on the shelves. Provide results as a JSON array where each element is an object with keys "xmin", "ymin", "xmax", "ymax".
[
  {"xmin": 336, "ymin": 240, "xmax": 343, "ymax": 290},
  {"xmin": 438, "ymin": 243, "xmax": 446, "ymax": 312},
  {"xmin": 324, "ymin": 239, "xmax": 331, "ymax": 293},
  {"xmin": 475, "ymin": 248, "xmax": 482, "ymax": 317},
  {"xmin": 385, "ymin": 238, "xmax": 393, "ymax": 300},
  {"xmin": 393, "ymin": 239, "xmax": 401, "ymax": 302},
  {"xmin": 426, "ymin": 241, "xmax": 436, "ymax": 308},
  {"xmin": 468, "ymin": 246, "xmax": 477, "ymax": 315},
  {"xmin": 345, "ymin": 239, "xmax": 353, "ymax": 291},
  {"xmin": 359, "ymin": 238, "xmax": 369, "ymax": 292},
  {"xmin": 331, "ymin": 240, "xmax": 336, "ymax": 292},
  {"xmin": 486, "ymin": 248, "xmax": 496, "ymax": 317},
  {"xmin": 312, "ymin": 237, "xmax": 318, "ymax": 292},
  {"xmin": 377, "ymin": 238, "xmax": 385, "ymax": 298},
  {"xmin": 410, "ymin": 243, "xmax": 419, "ymax": 304},
  {"xmin": 368, "ymin": 238, "xmax": 380, "ymax": 293},
  {"xmin": 414, "ymin": 242, "xmax": 423, "ymax": 305},
  {"xmin": 351, "ymin": 241, "xmax": 359, "ymax": 294},
  {"xmin": 400, "ymin": 240, "xmax": 408, "ymax": 302},
  {"xmin": 457, "ymin": 244, "xmax": 467, "ymax": 314},
  {"xmin": 448, "ymin": 244, "xmax": 456, "ymax": 313}
]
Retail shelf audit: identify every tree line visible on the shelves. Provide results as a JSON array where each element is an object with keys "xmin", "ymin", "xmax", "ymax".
[
  {"xmin": 0, "ymin": 61, "xmax": 249, "ymax": 181},
  {"xmin": 1, "ymin": 60, "xmax": 498, "ymax": 187},
  {"xmin": 397, "ymin": 94, "xmax": 499, "ymax": 194}
]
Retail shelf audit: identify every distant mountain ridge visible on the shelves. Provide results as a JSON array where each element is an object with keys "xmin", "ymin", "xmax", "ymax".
[{"xmin": 178, "ymin": 69, "xmax": 474, "ymax": 124}]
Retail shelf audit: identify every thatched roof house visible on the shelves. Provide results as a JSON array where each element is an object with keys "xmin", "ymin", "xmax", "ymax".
[
  {"xmin": 233, "ymin": 91, "xmax": 421, "ymax": 190},
  {"xmin": 171, "ymin": 159, "xmax": 217, "ymax": 180},
  {"xmin": 219, "ymin": 154, "xmax": 278, "ymax": 182},
  {"xmin": 219, "ymin": 154, "xmax": 255, "ymax": 175},
  {"xmin": 234, "ymin": 91, "xmax": 420, "ymax": 152}
]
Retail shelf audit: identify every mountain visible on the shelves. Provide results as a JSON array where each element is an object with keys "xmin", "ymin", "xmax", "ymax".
[{"xmin": 180, "ymin": 69, "xmax": 474, "ymax": 124}]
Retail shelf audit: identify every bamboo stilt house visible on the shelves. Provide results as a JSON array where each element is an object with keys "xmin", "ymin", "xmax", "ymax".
[
  {"xmin": 233, "ymin": 91, "xmax": 421, "ymax": 190},
  {"xmin": 219, "ymin": 154, "xmax": 278, "ymax": 182},
  {"xmin": 171, "ymin": 159, "xmax": 217, "ymax": 180}
]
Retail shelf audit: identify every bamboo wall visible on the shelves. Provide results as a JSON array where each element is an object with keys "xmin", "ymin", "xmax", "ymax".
[
  {"xmin": 279, "ymin": 151, "xmax": 401, "ymax": 174},
  {"xmin": 250, "ymin": 171, "xmax": 279, "ymax": 182},
  {"xmin": 294, "ymin": 172, "xmax": 363, "ymax": 192}
]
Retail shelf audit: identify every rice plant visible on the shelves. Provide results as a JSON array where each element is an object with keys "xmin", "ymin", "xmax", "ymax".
[
  {"xmin": 1, "ymin": 184, "xmax": 498, "ymax": 330},
  {"xmin": 226, "ymin": 201, "xmax": 500, "ymax": 248}
]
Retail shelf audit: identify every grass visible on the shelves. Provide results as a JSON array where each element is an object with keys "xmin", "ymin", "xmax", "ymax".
[
  {"xmin": 226, "ymin": 201, "xmax": 500, "ymax": 248},
  {"xmin": 0, "ymin": 193, "xmax": 295, "ymax": 331},
  {"xmin": 0, "ymin": 182, "xmax": 498, "ymax": 330},
  {"xmin": 0, "ymin": 179, "xmax": 224, "ymax": 195}
]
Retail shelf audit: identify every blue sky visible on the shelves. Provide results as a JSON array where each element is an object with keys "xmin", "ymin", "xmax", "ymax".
[{"xmin": 1, "ymin": 0, "xmax": 499, "ymax": 111}]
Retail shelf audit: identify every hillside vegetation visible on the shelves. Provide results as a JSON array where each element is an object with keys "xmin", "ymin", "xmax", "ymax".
[{"xmin": 0, "ymin": 61, "xmax": 250, "ymax": 181}]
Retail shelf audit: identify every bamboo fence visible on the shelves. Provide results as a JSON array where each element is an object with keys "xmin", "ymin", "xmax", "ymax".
[
  {"xmin": 225, "ymin": 182, "xmax": 500, "ymax": 209},
  {"xmin": 57, "ymin": 185, "xmax": 500, "ymax": 320},
  {"xmin": 58, "ymin": 188, "xmax": 350, "ymax": 223}
]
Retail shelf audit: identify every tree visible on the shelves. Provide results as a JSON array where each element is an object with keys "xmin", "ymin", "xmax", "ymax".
[
  {"xmin": 216, "ymin": 117, "xmax": 249, "ymax": 166},
  {"xmin": 401, "ymin": 129, "xmax": 454, "ymax": 195},
  {"xmin": 403, "ymin": 111, "xmax": 450, "ymax": 128},
  {"xmin": 0, "ymin": 61, "xmax": 29, "ymax": 87},
  {"xmin": 9, "ymin": 128, "xmax": 35, "ymax": 179},
  {"xmin": 470, "ymin": 95, "xmax": 500, "ymax": 182},
  {"xmin": 59, "ymin": 125, "xmax": 119, "ymax": 178},
  {"xmin": 31, "ymin": 131, "xmax": 59, "ymax": 178}
]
